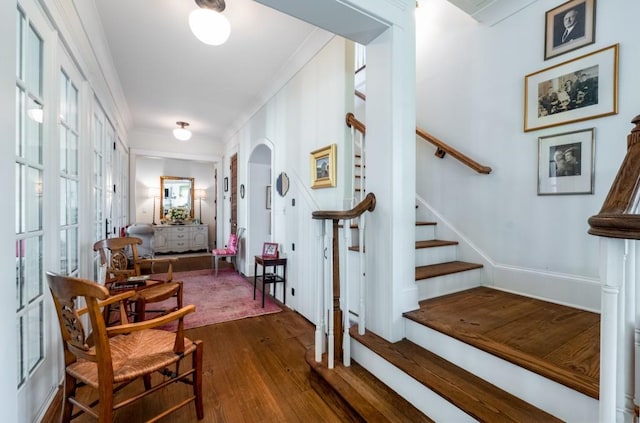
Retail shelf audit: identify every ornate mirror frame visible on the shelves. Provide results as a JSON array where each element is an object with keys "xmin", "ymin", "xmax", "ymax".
[{"xmin": 160, "ymin": 176, "xmax": 195, "ymax": 219}]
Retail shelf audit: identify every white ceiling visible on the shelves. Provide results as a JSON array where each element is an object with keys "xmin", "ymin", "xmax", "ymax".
[
  {"xmin": 93, "ymin": 0, "xmax": 516, "ymax": 145},
  {"xmin": 93, "ymin": 0, "xmax": 329, "ymax": 144}
]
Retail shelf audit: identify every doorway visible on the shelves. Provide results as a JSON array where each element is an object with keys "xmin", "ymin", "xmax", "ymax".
[{"xmin": 247, "ymin": 143, "xmax": 273, "ymax": 277}]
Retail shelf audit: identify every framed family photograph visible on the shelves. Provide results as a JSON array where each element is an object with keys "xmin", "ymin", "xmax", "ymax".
[
  {"xmin": 524, "ymin": 43, "xmax": 618, "ymax": 132},
  {"xmin": 310, "ymin": 143, "xmax": 337, "ymax": 189},
  {"xmin": 262, "ymin": 242, "xmax": 279, "ymax": 259},
  {"xmin": 265, "ymin": 185, "xmax": 272, "ymax": 210},
  {"xmin": 538, "ymin": 128, "xmax": 595, "ymax": 195},
  {"xmin": 544, "ymin": 0, "xmax": 596, "ymax": 60}
]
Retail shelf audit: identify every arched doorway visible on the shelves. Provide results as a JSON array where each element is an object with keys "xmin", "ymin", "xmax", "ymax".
[{"xmin": 247, "ymin": 142, "xmax": 273, "ymax": 276}]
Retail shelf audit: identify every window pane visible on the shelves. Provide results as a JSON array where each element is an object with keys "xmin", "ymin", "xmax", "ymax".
[
  {"xmin": 26, "ymin": 24, "xmax": 42, "ymax": 97},
  {"xmin": 59, "ymin": 230, "xmax": 67, "ymax": 275},
  {"xmin": 27, "ymin": 303, "xmax": 43, "ymax": 372},
  {"xmin": 26, "ymin": 167, "xmax": 42, "ymax": 232},
  {"xmin": 15, "ymin": 88, "xmax": 23, "ymax": 157},
  {"xmin": 16, "ymin": 239, "xmax": 24, "ymax": 310},
  {"xmin": 16, "ymin": 9, "xmax": 24, "ymax": 80},
  {"xmin": 59, "ymin": 125, "xmax": 67, "ymax": 174},
  {"xmin": 69, "ymin": 179, "xmax": 78, "ymax": 224},
  {"xmin": 26, "ymin": 96, "xmax": 42, "ymax": 164},
  {"xmin": 17, "ymin": 317, "xmax": 24, "ymax": 387},
  {"xmin": 59, "ymin": 177, "xmax": 67, "ymax": 225},
  {"xmin": 70, "ymin": 83, "xmax": 78, "ymax": 130},
  {"xmin": 24, "ymin": 236, "xmax": 42, "ymax": 303},
  {"xmin": 69, "ymin": 132, "xmax": 78, "ymax": 176},
  {"xmin": 15, "ymin": 163, "xmax": 23, "ymax": 234},
  {"xmin": 69, "ymin": 227, "xmax": 78, "ymax": 274},
  {"xmin": 59, "ymin": 71, "xmax": 67, "ymax": 123}
]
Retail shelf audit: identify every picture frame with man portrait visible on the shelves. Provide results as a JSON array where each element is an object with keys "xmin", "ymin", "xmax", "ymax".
[{"xmin": 544, "ymin": 0, "xmax": 596, "ymax": 60}]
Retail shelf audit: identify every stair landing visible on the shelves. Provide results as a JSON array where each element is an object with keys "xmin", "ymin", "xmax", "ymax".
[{"xmin": 404, "ymin": 286, "xmax": 600, "ymax": 399}]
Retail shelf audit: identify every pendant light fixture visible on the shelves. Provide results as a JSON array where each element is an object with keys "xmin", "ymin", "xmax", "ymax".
[
  {"xmin": 173, "ymin": 121, "xmax": 192, "ymax": 141},
  {"xmin": 189, "ymin": 0, "xmax": 231, "ymax": 46}
]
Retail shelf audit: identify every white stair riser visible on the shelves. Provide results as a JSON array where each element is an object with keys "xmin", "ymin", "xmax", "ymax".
[
  {"xmin": 351, "ymin": 340, "xmax": 476, "ymax": 423},
  {"xmin": 415, "ymin": 245, "xmax": 457, "ymax": 267},
  {"xmin": 415, "ymin": 225, "xmax": 436, "ymax": 240},
  {"xmin": 404, "ymin": 319, "xmax": 598, "ymax": 422},
  {"xmin": 415, "ymin": 269, "xmax": 482, "ymax": 301}
]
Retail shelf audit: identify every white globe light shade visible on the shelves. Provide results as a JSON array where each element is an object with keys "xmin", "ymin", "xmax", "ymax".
[
  {"xmin": 173, "ymin": 127, "xmax": 192, "ymax": 141},
  {"xmin": 189, "ymin": 8, "xmax": 231, "ymax": 46}
]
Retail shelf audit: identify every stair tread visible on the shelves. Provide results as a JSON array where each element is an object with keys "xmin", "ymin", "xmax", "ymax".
[
  {"xmin": 416, "ymin": 239, "xmax": 458, "ymax": 249},
  {"xmin": 306, "ymin": 349, "xmax": 434, "ymax": 423},
  {"xmin": 404, "ymin": 286, "xmax": 600, "ymax": 399},
  {"xmin": 415, "ymin": 261, "xmax": 483, "ymax": 280},
  {"xmin": 350, "ymin": 326, "xmax": 563, "ymax": 423}
]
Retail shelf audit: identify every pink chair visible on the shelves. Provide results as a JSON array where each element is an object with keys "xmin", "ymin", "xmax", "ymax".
[{"xmin": 211, "ymin": 228, "xmax": 244, "ymax": 276}]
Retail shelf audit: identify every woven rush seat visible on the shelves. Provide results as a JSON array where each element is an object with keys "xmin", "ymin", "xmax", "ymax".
[
  {"xmin": 132, "ymin": 282, "xmax": 182, "ymax": 303},
  {"xmin": 67, "ymin": 329, "xmax": 196, "ymax": 388}
]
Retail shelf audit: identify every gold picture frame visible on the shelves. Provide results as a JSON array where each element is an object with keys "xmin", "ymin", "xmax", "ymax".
[
  {"xmin": 310, "ymin": 144, "xmax": 337, "ymax": 189},
  {"xmin": 544, "ymin": 0, "xmax": 596, "ymax": 61},
  {"xmin": 524, "ymin": 43, "xmax": 618, "ymax": 132}
]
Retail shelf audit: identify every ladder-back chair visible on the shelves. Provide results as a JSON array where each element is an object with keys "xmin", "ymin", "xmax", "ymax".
[
  {"xmin": 46, "ymin": 271, "xmax": 203, "ymax": 422},
  {"xmin": 93, "ymin": 237, "xmax": 182, "ymax": 322}
]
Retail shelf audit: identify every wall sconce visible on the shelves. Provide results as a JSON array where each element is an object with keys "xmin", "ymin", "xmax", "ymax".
[{"xmin": 223, "ymin": 177, "xmax": 229, "ymax": 192}]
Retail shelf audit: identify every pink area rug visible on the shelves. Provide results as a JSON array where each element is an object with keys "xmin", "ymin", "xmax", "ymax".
[{"xmin": 153, "ymin": 268, "xmax": 281, "ymax": 330}]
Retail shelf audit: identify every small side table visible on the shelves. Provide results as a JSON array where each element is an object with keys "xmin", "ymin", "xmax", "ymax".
[{"xmin": 254, "ymin": 256, "xmax": 287, "ymax": 307}]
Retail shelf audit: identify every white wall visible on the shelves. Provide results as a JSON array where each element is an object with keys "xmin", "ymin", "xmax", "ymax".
[
  {"xmin": 223, "ymin": 36, "xmax": 352, "ymax": 321},
  {"xmin": 414, "ymin": 0, "xmax": 640, "ymax": 309}
]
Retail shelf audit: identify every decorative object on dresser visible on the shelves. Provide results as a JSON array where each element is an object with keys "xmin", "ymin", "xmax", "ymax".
[{"xmin": 154, "ymin": 223, "xmax": 209, "ymax": 254}]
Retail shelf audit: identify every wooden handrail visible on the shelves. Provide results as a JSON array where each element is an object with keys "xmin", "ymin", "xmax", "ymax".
[
  {"xmin": 416, "ymin": 127, "xmax": 492, "ymax": 174},
  {"xmin": 346, "ymin": 110, "xmax": 491, "ymax": 174},
  {"xmin": 589, "ymin": 115, "xmax": 640, "ymax": 239},
  {"xmin": 312, "ymin": 192, "xmax": 376, "ymax": 221},
  {"xmin": 346, "ymin": 112, "xmax": 365, "ymax": 135}
]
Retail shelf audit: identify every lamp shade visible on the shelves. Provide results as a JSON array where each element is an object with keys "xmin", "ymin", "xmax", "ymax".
[{"xmin": 189, "ymin": 8, "xmax": 230, "ymax": 46}]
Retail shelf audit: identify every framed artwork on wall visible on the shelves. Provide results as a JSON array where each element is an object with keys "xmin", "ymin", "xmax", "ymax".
[
  {"xmin": 223, "ymin": 177, "xmax": 229, "ymax": 192},
  {"xmin": 310, "ymin": 144, "xmax": 337, "ymax": 189},
  {"xmin": 262, "ymin": 242, "xmax": 279, "ymax": 258},
  {"xmin": 524, "ymin": 43, "xmax": 618, "ymax": 132},
  {"xmin": 537, "ymin": 127, "xmax": 595, "ymax": 195},
  {"xmin": 544, "ymin": 0, "xmax": 596, "ymax": 60}
]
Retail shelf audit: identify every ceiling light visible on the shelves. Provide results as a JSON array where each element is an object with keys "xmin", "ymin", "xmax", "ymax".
[
  {"xmin": 189, "ymin": 0, "xmax": 230, "ymax": 46},
  {"xmin": 173, "ymin": 121, "xmax": 192, "ymax": 141}
]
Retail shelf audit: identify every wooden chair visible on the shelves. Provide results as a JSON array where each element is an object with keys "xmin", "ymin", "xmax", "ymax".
[
  {"xmin": 211, "ymin": 227, "xmax": 244, "ymax": 277},
  {"xmin": 93, "ymin": 237, "xmax": 182, "ymax": 322},
  {"xmin": 46, "ymin": 271, "xmax": 204, "ymax": 422}
]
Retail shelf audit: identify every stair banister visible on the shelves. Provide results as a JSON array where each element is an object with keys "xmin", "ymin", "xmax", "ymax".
[
  {"xmin": 313, "ymin": 193, "xmax": 376, "ymax": 366},
  {"xmin": 588, "ymin": 115, "xmax": 640, "ymax": 422}
]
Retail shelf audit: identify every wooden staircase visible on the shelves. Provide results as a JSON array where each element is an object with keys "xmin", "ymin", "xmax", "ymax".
[{"xmin": 308, "ymin": 216, "xmax": 600, "ymax": 421}]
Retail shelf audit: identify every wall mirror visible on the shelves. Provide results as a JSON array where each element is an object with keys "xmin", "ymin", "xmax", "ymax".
[{"xmin": 160, "ymin": 176, "xmax": 195, "ymax": 219}]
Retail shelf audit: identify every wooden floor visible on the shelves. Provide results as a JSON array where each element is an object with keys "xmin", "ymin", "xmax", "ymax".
[
  {"xmin": 404, "ymin": 286, "xmax": 600, "ymax": 399},
  {"xmin": 47, "ymin": 307, "xmax": 348, "ymax": 422}
]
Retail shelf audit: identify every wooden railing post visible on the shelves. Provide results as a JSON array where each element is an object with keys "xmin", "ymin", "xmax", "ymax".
[{"xmin": 313, "ymin": 193, "xmax": 376, "ymax": 367}]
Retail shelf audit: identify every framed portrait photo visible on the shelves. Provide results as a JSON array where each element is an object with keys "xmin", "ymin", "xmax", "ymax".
[
  {"xmin": 544, "ymin": 0, "xmax": 596, "ymax": 60},
  {"xmin": 524, "ymin": 43, "xmax": 618, "ymax": 132},
  {"xmin": 538, "ymin": 128, "xmax": 594, "ymax": 195},
  {"xmin": 262, "ymin": 242, "xmax": 279, "ymax": 259},
  {"xmin": 310, "ymin": 144, "xmax": 337, "ymax": 189}
]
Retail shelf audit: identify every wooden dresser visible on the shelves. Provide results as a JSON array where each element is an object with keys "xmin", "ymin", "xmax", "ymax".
[{"xmin": 153, "ymin": 224, "xmax": 209, "ymax": 254}]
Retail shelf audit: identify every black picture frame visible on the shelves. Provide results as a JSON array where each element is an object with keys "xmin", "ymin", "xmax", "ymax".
[
  {"xmin": 544, "ymin": 0, "xmax": 596, "ymax": 60},
  {"xmin": 223, "ymin": 177, "xmax": 228, "ymax": 192}
]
